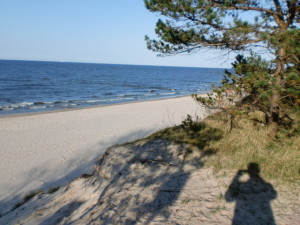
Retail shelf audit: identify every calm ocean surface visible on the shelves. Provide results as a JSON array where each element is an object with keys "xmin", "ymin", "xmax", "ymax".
[{"xmin": 0, "ymin": 60, "xmax": 225, "ymax": 115}]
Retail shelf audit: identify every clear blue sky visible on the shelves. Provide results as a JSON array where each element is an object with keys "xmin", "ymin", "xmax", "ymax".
[{"xmin": 0, "ymin": 0, "xmax": 233, "ymax": 68}]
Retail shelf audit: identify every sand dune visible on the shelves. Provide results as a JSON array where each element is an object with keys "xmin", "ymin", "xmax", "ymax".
[{"xmin": 1, "ymin": 135, "xmax": 299, "ymax": 224}]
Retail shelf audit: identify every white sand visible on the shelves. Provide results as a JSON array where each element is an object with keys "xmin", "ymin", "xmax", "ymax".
[{"xmin": 0, "ymin": 96, "xmax": 207, "ymax": 214}]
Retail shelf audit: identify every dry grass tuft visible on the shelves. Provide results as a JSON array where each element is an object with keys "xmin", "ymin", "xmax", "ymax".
[{"xmin": 202, "ymin": 112, "xmax": 300, "ymax": 181}]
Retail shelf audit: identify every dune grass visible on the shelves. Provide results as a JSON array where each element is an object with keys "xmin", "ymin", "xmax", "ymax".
[
  {"xmin": 205, "ymin": 112, "xmax": 300, "ymax": 181},
  {"xmin": 150, "ymin": 112, "xmax": 300, "ymax": 182}
]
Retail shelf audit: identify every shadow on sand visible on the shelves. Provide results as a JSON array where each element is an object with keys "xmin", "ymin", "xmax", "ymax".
[
  {"xmin": 225, "ymin": 162, "xmax": 277, "ymax": 225},
  {"xmin": 0, "ymin": 128, "xmax": 157, "ymax": 224},
  {"xmin": 40, "ymin": 201, "xmax": 84, "ymax": 225},
  {"xmin": 74, "ymin": 123, "xmax": 223, "ymax": 224}
]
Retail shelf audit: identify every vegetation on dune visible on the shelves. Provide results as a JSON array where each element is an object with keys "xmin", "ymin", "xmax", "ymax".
[
  {"xmin": 151, "ymin": 113, "xmax": 300, "ymax": 181},
  {"xmin": 203, "ymin": 112, "xmax": 300, "ymax": 181},
  {"xmin": 149, "ymin": 114, "xmax": 223, "ymax": 149}
]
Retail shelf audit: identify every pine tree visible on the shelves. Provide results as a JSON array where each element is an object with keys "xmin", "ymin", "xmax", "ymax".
[{"xmin": 145, "ymin": 0, "xmax": 299, "ymax": 135}]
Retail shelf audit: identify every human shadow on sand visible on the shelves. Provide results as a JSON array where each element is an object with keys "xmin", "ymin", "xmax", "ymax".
[{"xmin": 225, "ymin": 162, "xmax": 277, "ymax": 225}]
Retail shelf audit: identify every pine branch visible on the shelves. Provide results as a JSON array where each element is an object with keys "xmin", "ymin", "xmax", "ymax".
[{"xmin": 210, "ymin": 3, "xmax": 284, "ymax": 26}]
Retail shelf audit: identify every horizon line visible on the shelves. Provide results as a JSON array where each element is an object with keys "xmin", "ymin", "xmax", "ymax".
[{"xmin": 0, "ymin": 58, "xmax": 229, "ymax": 69}]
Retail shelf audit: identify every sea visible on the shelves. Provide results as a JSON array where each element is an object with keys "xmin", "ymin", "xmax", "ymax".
[{"xmin": 0, "ymin": 60, "xmax": 225, "ymax": 115}]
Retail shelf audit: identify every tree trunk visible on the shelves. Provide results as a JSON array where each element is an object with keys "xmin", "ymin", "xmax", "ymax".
[
  {"xmin": 269, "ymin": 82, "xmax": 280, "ymax": 136},
  {"xmin": 268, "ymin": 47, "xmax": 286, "ymax": 137}
]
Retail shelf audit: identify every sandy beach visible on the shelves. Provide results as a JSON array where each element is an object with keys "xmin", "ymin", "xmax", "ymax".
[
  {"xmin": 0, "ymin": 96, "xmax": 207, "ymax": 214},
  {"xmin": 1, "ymin": 96, "xmax": 299, "ymax": 225}
]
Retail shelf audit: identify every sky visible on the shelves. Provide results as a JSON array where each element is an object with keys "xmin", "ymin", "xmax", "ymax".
[{"xmin": 0, "ymin": 0, "xmax": 234, "ymax": 68}]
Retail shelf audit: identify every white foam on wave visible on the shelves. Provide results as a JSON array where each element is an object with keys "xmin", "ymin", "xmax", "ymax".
[
  {"xmin": 11, "ymin": 102, "xmax": 34, "ymax": 108},
  {"xmin": 30, "ymin": 106, "xmax": 47, "ymax": 110},
  {"xmin": 0, "ymin": 107, "xmax": 14, "ymax": 111},
  {"xmin": 0, "ymin": 102, "xmax": 35, "ymax": 110},
  {"xmin": 85, "ymin": 99, "xmax": 108, "ymax": 103},
  {"xmin": 121, "ymin": 97, "xmax": 135, "ymax": 100},
  {"xmin": 107, "ymin": 98, "xmax": 123, "ymax": 102},
  {"xmin": 61, "ymin": 104, "xmax": 78, "ymax": 107},
  {"xmin": 159, "ymin": 92, "xmax": 176, "ymax": 96}
]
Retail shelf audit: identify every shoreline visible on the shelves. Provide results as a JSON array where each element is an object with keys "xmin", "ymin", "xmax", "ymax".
[{"xmin": 0, "ymin": 94, "xmax": 205, "ymax": 119}]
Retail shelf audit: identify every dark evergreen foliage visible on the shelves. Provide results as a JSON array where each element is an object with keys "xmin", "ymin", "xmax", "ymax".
[{"xmin": 145, "ymin": 0, "xmax": 299, "ymax": 135}]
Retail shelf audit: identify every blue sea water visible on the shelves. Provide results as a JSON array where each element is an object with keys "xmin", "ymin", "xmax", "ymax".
[{"xmin": 0, "ymin": 60, "xmax": 225, "ymax": 115}]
